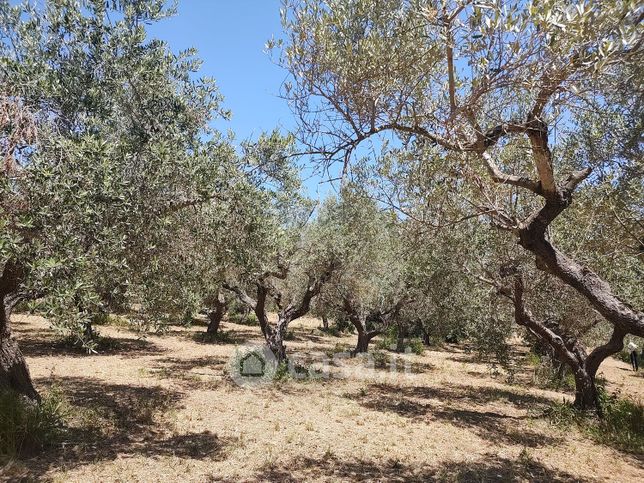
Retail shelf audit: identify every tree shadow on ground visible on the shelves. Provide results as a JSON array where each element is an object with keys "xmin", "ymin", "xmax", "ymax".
[
  {"xmin": 464, "ymin": 370, "xmax": 490, "ymax": 379},
  {"xmin": 286, "ymin": 329, "xmax": 336, "ymax": 344},
  {"xmin": 431, "ymin": 407, "xmax": 563, "ymax": 448},
  {"xmin": 148, "ymin": 356, "xmax": 228, "ymax": 390},
  {"xmin": 152, "ymin": 356, "xmax": 228, "ymax": 372},
  {"xmin": 346, "ymin": 382, "xmax": 563, "ymax": 448},
  {"xmin": 24, "ymin": 376, "xmax": 230, "ymax": 479},
  {"xmin": 616, "ymin": 367, "xmax": 643, "ymax": 380},
  {"xmin": 444, "ymin": 345, "xmax": 526, "ymax": 364},
  {"xmin": 16, "ymin": 331, "xmax": 165, "ymax": 359},
  {"xmin": 363, "ymin": 382, "xmax": 553, "ymax": 408},
  {"xmin": 189, "ymin": 329, "xmax": 255, "ymax": 345},
  {"xmin": 244, "ymin": 454, "xmax": 595, "ymax": 482},
  {"xmin": 407, "ymin": 360, "xmax": 437, "ymax": 373}
]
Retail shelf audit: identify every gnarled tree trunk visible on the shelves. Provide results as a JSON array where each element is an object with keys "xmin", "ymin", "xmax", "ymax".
[
  {"xmin": 0, "ymin": 262, "xmax": 39, "ymax": 402},
  {"xmin": 396, "ymin": 322, "xmax": 406, "ymax": 352},
  {"xmin": 343, "ymin": 299, "xmax": 381, "ymax": 355},
  {"xmin": 573, "ymin": 370, "xmax": 599, "ymax": 411},
  {"xmin": 354, "ymin": 327, "xmax": 380, "ymax": 354},
  {"xmin": 267, "ymin": 315, "xmax": 289, "ymax": 363},
  {"xmin": 513, "ymin": 198, "xmax": 638, "ymax": 414},
  {"xmin": 507, "ymin": 274, "xmax": 625, "ymax": 414},
  {"xmin": 224, "ymin": 261, "xmax": 337, "ymax": 365},
  {"xmin": 206, "ymin": 291, "xmax": 228, "ymax": 335},
  {"xmin": 518, "ymin": 217, "xmax": 644, "ymax": 338}
]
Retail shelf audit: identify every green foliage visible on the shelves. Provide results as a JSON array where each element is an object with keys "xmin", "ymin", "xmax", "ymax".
[
  {"xmin": 324, "ymin": 342, "xmax": 352, "ymax": 358},
  {"xmin": 469, "ymin": 313, "xmax": 513, "ymax": 369},
  {"xmin": 273, "ymin": 361, "xmax": 290, "ymax": 381},
  {"xmin": 92, "ymin": 313, "xmax": 131, "ymax": 329},
  {"xmin": 311, "ymin": 188, "xmax": 409, "ymax": 332},
  {"xmin": 319, "ymin": 325, "xmax": 342, "ymax": 337},
  {"xmin": 375, "ymin": 331, "xmax": 396, "ymax": 352},
  {"xmin": 526, "ymin": 352, "xmax": 542, "ymax": 367},
  {"xmin": 228, "ymin": 311, "xmax": 259, "ymax": 327},
  {"xmin": 0, "ymin": 389, "xmax": 67, "ymax": 462},
  {"xmin": 591, "ymin": 390, "xmax": 644, "ymax": 453},
  {"xmin": 547, "ymin": 388, "xmax": 644, "ymax": 454},
  {"xmin": 1, "ymin": 0, "xmax": 239, "ymax": 347},
  {"xmin": 527, "ymin": 352, "xmax": 576, "ymax": 391},
  {"xmin": 196, "ymin": 331, "xmax": 234, "ymax": 345},
  {"xmin": 272, "ymin": 361, "xmax": 323, "ymax": 383},
  {"xmin": 375, "ymin": 333, "xmax": 423, "ymax": 355},
  {"xmin": 279, "ymin": 0, "xmax": 643, "ymax": 390},
  {"xmin": 408, "ymin": 338, "xmax": 425, "ymax": 356},
  {"xmin": 370, "ymin": 349, "xmax": 390, "ymax": 369},
  {"xmin": 333, "ymin": 316, "xmax": 355, "ymax": 334}
]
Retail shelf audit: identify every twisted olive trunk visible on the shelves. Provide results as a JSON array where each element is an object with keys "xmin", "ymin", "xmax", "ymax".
[
  {"xmin": 519, "ymin": 227, "xmax": 644, "ymax": 337},
  {"xmin": 225, "ymin": 261, "xmax": 337, "ymax": 364},
  {"xmin": 266, "ymin": 315, "xmax": 289, "ymax": 363},
  {"xmin": 511, "ymin": 275, "xmax": 625, "ymax": 415},
  {"xmin": 0, "ymin": 262, "xmax": 39, "ymax": 402},
  {"xmin": 353, "ymin": 328, "xmax": 380, "ymax": 354},
  {"xmin": 573, "ymin": 371, "xmax": 600, "ymax": 412},
  {"xmin": 206, "ymin": 295, "xmax": 228, "ymax": 335}
]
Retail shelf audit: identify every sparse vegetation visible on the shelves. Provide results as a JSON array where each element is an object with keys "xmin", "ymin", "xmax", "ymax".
[
  {"xmin": 228, "ymin": 312, "xmax": 259, "ymax": 327},
  {"xmin": 547, "ymin": 387, "xmax": 644, "ymax": 454},
  {"xmin": 370, "ymin": 350, "xmax": 390, "ymax": 369},
  {"xmin": 527, "ymin": 352, "xmax": 576, "ymax": 391},
  {"xmin": 195, "ymin": 331, "xmax": 235, "ymax": 345},
  {"xmin": 0, "ymin": 388, "xmax": 66, "ymax": 462}
]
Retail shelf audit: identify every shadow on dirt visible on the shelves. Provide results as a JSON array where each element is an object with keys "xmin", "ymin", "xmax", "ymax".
[
  {"xmin": 148, "ymin": 356, "xmax": 228, "ymax": 390},
  {"xmin": 17, "ymin": 331, "xmax": 165, "ymax": 359},
  {"xmin": 24, "ymin": 376, "xmax": 230, "ymax": 479},
  {"xmin": 344, "ymin": 382, "xmax": 563, "ymax": 448},
  {"xmin": 245, "ymin": 453, "xmax": 594, "ymax": 482}
]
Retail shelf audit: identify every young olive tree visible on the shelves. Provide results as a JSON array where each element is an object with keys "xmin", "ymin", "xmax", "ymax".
[
  {"xmin": 278, "ymin": 0, "xmax": 643, "ymax": 412},
  {"xmin": 0, "ymin": 0, "xmax": 235, "ymax": 400}
]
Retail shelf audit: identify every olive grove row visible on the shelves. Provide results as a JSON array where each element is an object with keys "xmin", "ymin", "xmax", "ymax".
[{"xmin": 1, "ymin": 0, "xmax": 642, "ymax": 417}]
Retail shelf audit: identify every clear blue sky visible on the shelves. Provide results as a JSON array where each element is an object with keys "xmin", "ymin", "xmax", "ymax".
[
  {"xmin": 147, "ymin": 0, "xmax": 335, "ymax": 198},
  {"xmin": 147, "ymin": 0, "xmax": 291, "ymax": 140}
]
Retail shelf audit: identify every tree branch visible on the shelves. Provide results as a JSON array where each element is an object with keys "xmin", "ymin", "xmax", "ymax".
[
  {"xmin": 511, "ymin": 275, "xmax": 581, "ymax": 368},
  {"xmin": 562, "ymin": 167, "xmax": 592, "ymax": 193},
  {"xmin": 285, "ymin": 261, "xmax": 337, "ymax": 321},
  {"xmin": 586, "ymin": 326, "xmax": 627, "ymax": 377},
  {"xmin": 481, "ymin": 152, "xmax": 542, "ymax": 194},
  {"xmin": 518, "ymin": 236, "xmax": 644, "ymax": 337},
  {"xmin": 222, "ymin": 282, "xmax": 256, "ymax": 309},
  {"xmin": 526, "ymin": 120, "xmax": 557, "ymax": 196}
]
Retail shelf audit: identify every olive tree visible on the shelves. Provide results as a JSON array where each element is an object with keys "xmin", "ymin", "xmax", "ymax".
[
  {"xmin": 313, "ymin": 188, "xmax": 413, "ymax": 354},
  {"xmin": 1, "ymin": 0, "xmax": 236, "ymax": 400},
  {"xmin": 137, "ymin": 131, "xmax": 310, "ymax": 338},
  {"xmin": 219, "ymin": 133, "xmax": 339, "ymax": 362},
  {"xmin": 278, "ymin": 0, "xmax": 643, "ymax": 412}
]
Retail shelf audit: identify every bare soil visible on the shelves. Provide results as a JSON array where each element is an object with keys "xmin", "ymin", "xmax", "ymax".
[{"xmin": 2, "ymin": 314, "xmax": 643, "ymax": 482}]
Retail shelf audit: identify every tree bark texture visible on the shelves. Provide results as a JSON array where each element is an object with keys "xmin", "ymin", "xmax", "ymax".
[{"xmin": 0, "ymin": 261, "xmax": 40, "ymax": 402}]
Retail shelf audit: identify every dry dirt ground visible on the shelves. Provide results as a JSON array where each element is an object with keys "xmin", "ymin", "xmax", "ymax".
[{"xmin": 2, "ymin": 314, "xmax": 643, "ymax": 482}]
